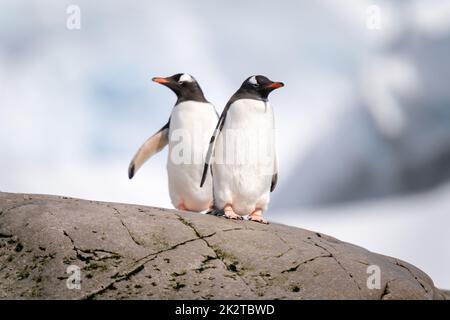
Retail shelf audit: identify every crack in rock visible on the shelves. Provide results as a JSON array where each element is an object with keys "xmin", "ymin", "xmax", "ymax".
[
  {"xmin": 63, "ymin": 230, "xmax": 121, "ymax": 262},
  {"xmin": 119, "ymin": 220, "xmax": 143, "ymax": 247},
  {"xmin": 304, "ymin": 238, "xmax": 363, "ymax": 296},
  {"xmin": 82, "ymin": 225, "xmax": 217, "ymax": 300},
  {"xmin": 222, "ymin": 227, "xmax": 246, "ymax": 232},
  {"xmin": 281, "ymin": 254, "xmax": 332, "ymax": 273},
  {"xmin": 274, "ymin": 231, "xmax": 289, "ymax": 245},
  {"xmin": 380, "ymin": 280, "xmax": 392, "ymax": 300},
  {"xmin": 0, "ymin": 232, "xmax": 13, "ymax": 238},
  {"xmin": 176, "ymin": 214, "xmax": 257, "ymax": 297},
  {"xmin": 114, "ymin": 208, "xmax": 142, "ymax": 246},
  {"xmin": 106, "ymin": 205, "xmax": 144, "ymax": 247},
  {"xmin": 394, "ymin": 260, "xmax": 429, "ymax": 294},
  {"xmin": 264, "ymin": 232, "xmax": 293, "ymax": 259},
  {"xmin": 273, "ymin": 247, "xmax": 293, "ymax": 259}
]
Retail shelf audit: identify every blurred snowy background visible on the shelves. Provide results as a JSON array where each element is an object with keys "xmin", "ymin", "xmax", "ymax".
[{"xmin": 0, "ymin": 0, "xmax": 449, "ymax": 288}]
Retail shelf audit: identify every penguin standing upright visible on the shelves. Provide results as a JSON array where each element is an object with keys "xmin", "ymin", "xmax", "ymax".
[
  {"xmin": 201, "ymin": 75, "xmax": 284, "ymax": 223},
  {"xmin": 129, "ymin": 73, "xmax": 218, "ymax": 212}
]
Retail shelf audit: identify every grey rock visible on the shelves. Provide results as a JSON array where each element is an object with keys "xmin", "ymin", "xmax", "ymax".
[
  {"xmin": 0, "ymin": 192, "xmax": 446, "ymax": 300},
  {"xmin": 442, "ymin": 290, "xmax": 450, "ymax": 299}
]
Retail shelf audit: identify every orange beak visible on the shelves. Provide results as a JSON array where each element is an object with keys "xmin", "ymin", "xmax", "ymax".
[
  {"xmin": 266, "ymin": 82, "xmax": 284, "ymax": 89},
  {"xmin": 152, "ymin": 77, "xmax": 170, "ymax": 84}
]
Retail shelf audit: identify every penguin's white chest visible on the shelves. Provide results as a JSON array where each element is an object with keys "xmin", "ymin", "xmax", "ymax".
[
  {"xmin": 213, "ymin": 99, "xmax": 276, "ymax": 215},
  {"xmin": 167, "ymin": 101, "xmax": 218, "ymax": 211}
]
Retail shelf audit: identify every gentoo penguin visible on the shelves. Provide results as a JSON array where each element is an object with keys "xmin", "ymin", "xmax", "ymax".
[
  {"xmin": 200, "ymin": 75, "xmax": 284, "ymax": 224},
  {"xmin": 129, "ymin": 73, "xmax": 218, "ymax": 212}
]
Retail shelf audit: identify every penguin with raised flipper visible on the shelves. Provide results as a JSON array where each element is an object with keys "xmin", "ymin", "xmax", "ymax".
[{"xmin": 129, "ymin": 73, "xmax": 218, "ymax": 212}]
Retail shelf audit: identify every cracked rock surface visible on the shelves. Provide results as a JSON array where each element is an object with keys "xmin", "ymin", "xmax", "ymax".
[{"xmin": 0, "ymin": 192, "xmax": 446, "ymax": 300}]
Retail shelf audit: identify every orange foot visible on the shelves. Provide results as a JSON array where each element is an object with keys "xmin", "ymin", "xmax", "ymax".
[
  {"xmin": 177, "ymin": 203, "xmax": 188, "ymax": 211},
  {"xmin": 223, "ymin": 204, "xmax": 243, "ymax": 220},
  {"xmin": 248, "ymin": 209, "xmax": 268, "ymax": 224}
]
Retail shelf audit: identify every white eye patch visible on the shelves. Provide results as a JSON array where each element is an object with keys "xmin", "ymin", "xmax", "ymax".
[
  {"xmin": 179, "ymin": 73, "xmax": 194, "ymax": 83},
  {"xmin": 248, "ymin": 76, "xmax": 258, "ymax": 85}
]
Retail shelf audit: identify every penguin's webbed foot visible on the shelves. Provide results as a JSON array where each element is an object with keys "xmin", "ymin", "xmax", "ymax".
[
  {"xmin": 248, "ymin": 209, "xmax": 269, "ymax": 224},
  {"xmin": 177, "ymin": 203, "xmax": 188, "ymax": 211},
  {"xmin": 248, "ymin": 216, "xmax": 268, "ymax": 224},
  {"xmin": 223, "ymin": 204, "xmax": 243, "ymax": 220},
  {"xmin": 223, "ymin": 211, "xmax": 243, "ymax": 220}
]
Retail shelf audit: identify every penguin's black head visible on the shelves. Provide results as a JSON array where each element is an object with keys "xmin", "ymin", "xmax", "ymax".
[
  {"xmin": 152, "ymin": 73, "xmax": 208, "ymax": 104},
  {"xmin": 237, "ymin": 75, "xmax": 284, "ymax": 101}
]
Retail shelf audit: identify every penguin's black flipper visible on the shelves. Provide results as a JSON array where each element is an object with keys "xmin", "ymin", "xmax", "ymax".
[
  {"xmin": 200, "ymin": 126, "xmax": 220, "ymax": 187},
  {"xmin": 128, "ymin": 119, "xmax": 170, "ymax": 179},
  {"xmin": 200, "ymin": 101, "xmax": 232, "ymax": 187},
  {"xmin": 271, "ymin": 173, "xmax": 278, "ymax": 192},
  {"xmin": 270, "ymin": 155, "xmax": 278, "ymax": 192}
]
